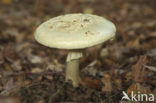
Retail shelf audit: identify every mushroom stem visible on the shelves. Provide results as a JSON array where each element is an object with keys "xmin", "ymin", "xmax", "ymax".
[{"xmin": 66, "ymin": 50, "xmax": 83, "ymax": 87}]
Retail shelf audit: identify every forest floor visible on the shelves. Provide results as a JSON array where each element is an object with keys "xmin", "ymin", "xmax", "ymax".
[{"xmin": 0, "ymin": 0, "xmax": 156, "ymax": 103}]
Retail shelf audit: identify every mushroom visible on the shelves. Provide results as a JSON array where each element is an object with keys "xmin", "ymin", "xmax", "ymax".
[{"xmin": 34, "ymin": 13, "xmax": 116, "ymax": 87}]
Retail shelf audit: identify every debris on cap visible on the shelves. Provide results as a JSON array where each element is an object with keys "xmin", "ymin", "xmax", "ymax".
[{"xmin": 35, "ymin": 13, "xmax": 116, "ymax": 49}]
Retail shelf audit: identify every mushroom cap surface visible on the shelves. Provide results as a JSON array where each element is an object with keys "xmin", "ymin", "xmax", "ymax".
[{"xmin": 35, "ymin": 13, "xmax": 116, "ymax": 49}]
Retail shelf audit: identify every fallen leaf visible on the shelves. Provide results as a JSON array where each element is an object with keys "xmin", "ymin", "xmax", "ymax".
[
  {"xmin": 125, "ymin": 38, "xmax": 140, "ymax": 49},
  {"xmin": 141, "ymin": 39, "xmax": 156, "ymax": 50},
  {"xmin": 109, "ymin": 43, "xmax": 129, "ymax": 60},
  {"xmin": 24, "ymin": 80, "xmax": 31, "ymax": 86},
  {"xmin": 144, "ymin": 65, "xmax": 156, "ymax": 72},
  {"xmin": 131, "ymin": 55, "xmax": 147, "ymax": 82},
  {"xmin": 132, "ymin": 22, "xmax": 142, "ymax": 29},
  {"xmin": 1, "ymin": 78, "xmax": 15, "ymax": 95},
  {"xmin": 114, "ymin": 78, "xmax": 122, "ymax": 89},
  {"xmin": 11, "ymin": 60, "xmax": 22, "ymax": 71},
  {"xmin": 149, "ymin": 31, "xmax": 156, "ymax": 37},
  {"xmin": 1, "ymin": 0, "xmax": 13, "ymax": 4},
  {"xmin": 84, "ymin": 77, "xmax": 101, "ymax": 89},
  {"xmin": 146, "ymin": 48, "xmax": 156, "ymax": 58},
  {"xmin": 31, "ymin": 68, "xmax": 43, "ymax": 73},
  {"xmin": 83, "ymin": 60, "xmax": 97, "ymax": 76},
  {"xmin": 3, "ymin": 63, "xmax": 12, "ymax": 71},
  {"xmin": 46, "ymin": 62, "xmax": 63, "ymax": 72},
  {"xmin": 101, "ymin": 73, "xmax": 113, "ymax": 92},
  {"xmin": 29, "ymin": 55, "xmax": 42, "ymax": 64},
  {"xmin": 46, "ymin": 75, "xmax": 53, "ymax": 80},
  {"xmin": 0, "ymin": 97, "xmax": 21, "ymax": 103},
  {"xmin": 3, "ymin": 45, "xmax": 18, "ymax": 61},
  {"xmin": 127, "ymin": 83, "xmax": 138, "ymax": 96},
  {"xmin": 100, "ymin": 48, "xmax": 109, "ymax": 57},
  {"xmin": 1, "ymin": 77, "xmax": 24, "ymax": 96},
  {"xmin": 35, "ymin": 99, "xmax": 45, "ymax": 103},
  {"xmin": 127, "ymin": 83, "xmax": 151, "ymax": 96}
]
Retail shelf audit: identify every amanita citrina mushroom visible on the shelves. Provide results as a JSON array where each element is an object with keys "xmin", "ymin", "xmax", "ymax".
[{"xmin": 34, "ymin": 13, "xmax": 116, "ymax": 87}]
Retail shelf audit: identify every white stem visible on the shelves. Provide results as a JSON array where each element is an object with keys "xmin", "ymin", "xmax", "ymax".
[{"xmin": 66, "ymin": 50, "xmax": 83, "ymax": 87}]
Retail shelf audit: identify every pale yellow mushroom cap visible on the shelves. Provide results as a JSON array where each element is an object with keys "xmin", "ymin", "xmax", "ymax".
[{"xmin": 34, "ymin": 13, "xmax": 116, "ymax": 49}]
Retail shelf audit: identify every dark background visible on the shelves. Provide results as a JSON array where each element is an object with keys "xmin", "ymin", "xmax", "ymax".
[{"xmin": 0, "ymin": 0, "xmax": 156, "ymax": 103}]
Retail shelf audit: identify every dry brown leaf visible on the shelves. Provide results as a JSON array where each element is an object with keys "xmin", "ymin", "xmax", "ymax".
[
  {"xmin": 127, "ymin": 83, "xmax": 138, "ymax": 96},
  {"xmin": 101, "ymin": 73, "xmax": 113, "ymax": 92},
  {"xmin": 125, "ymin": 72, "xmax": 132, "ymax": 81},
  {"xmin": 0, "ymin": 97, "xmax": 21, "ymax": 103},
  {"xmin": 146, "ymin": 21, "xmax": 156, "ymax": 27},
  {"xmin": 15, "ymin": 42, "xmax": 30, "ymax": 52},
  {"xmin": 100, "ymin": 48, "xmax": 109, "ymax": 57},
  {"xmin": 127, "ymin": 83, "xmax": 151, "ymax": 96},
  {"xmin": 109, "ymin": 43, "xmax": 128, "ymax": 60},
  {"xmin": 149, "ymin": 31, "xmax": 156, "ymax": 37},
  {"xmin": 1, "ymin": 78, "xmax": 14, "ymax": 95},
  {"xmin": 114, "ymin": 78, "xmax": 122, "ymax": 89},
  {"xmin": 11, "ymin": 60, "xmax": 22, "ymax": 71},
  {"xmin": 132, "ymin": 55, "xmax": 147, "ymax": 83},
  {"xmin": 24, "ymin": 80, "xmax": 31, "ymax": 86},
  {"xmin": 125, "ymin": 38, "xmax": 140, "ymax": 49},
  {"xmin": 84, "ymin": 77, "xmax": 101, "ymax": 89},
  {"xmin": 141, "ymin": 39, "xmax": 156, "ymax": 50},
  {"xmin": 1, "ymin": 0, "xmax": 13, "ymax": 4},
  {"xmin": 132, "ymin": 22, "xmax": 142, "ymax": 29},
  {"xmin": 146, "ymin": 48, "xmax": 156, "ymax": 58},
  {"xmin": 3, "ymin": 46, "xmax": 18, "ymax": 61},
  {"xmin": 31, "ymin": 68, "xmax": 43, "ymax": 73},
  {"xmin": 29, "ymin": 55, "xmax": 42, "ymax": 64},
  {"xmin": 3, "ymin": 63, "xmax": 12, "ymax": 71},
  {"xmin": 46, "ymin": 63, "xmax": 63, "ymax": 72},
  {"xmin": 83, "ymin": 60, "xmax": 97, "ymax": 76},
  {"xmin": 36, "ymin": 99, "xmax": 45, "ymax": 103},
  {"xmin": 46, "ymin": 75, "xmax": 53, "ymax": 80},
  {"xmin": 1, "ymin": 77, "xmax": 24, "ymax": 96}
]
